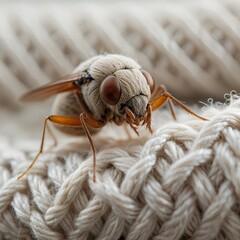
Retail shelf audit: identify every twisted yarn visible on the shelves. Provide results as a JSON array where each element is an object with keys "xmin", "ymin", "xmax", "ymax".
[
  {"xmin": 1, "ymin": 0, "xmax": 240, "ymax": 239},
  {"xmin": 1, "ymin": 96, "xmax": 240, "ymax": 239},
  {"xmin": 1, "ymin": 0, "xmax": 240, "ymax": 109}
]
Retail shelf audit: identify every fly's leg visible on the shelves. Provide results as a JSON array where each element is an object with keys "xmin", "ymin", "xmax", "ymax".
[
  {"xmin": 46, "ymin": 124, "xmax": 57, "ymax": 148},
  {"xmin": 79, "ymin": 113, "xmax": 104, "ymax": 182},
  {"xmin": 151, "ymin": 85, "xmax": 177, "ymax": 120},
  {"xmin": 18, "ymin": 114, "xmax": 103, "ymax": 182},
  {"xmin": 150, "ymin": 89, "xmax": 208, "ymax": 121}
]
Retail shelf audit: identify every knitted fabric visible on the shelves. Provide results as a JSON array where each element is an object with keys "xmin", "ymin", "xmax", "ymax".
[
  {"xmin": 1, "ymin": 0, "xmax": 240, "ymax": 239},
  {"xmin": 1, "ymin": 97, "xmax": 240, "ymax": 240}
]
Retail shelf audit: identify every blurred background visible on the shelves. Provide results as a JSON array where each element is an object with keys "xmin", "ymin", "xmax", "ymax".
[{"xmin": 0, "ymin": 0, "xmax": 240, "ymax": 142}]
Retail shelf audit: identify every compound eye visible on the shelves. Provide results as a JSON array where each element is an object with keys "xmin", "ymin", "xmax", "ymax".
[
  {"xmin": 100, "ymin": 75, "xmax": 121, "ymax": 105},
  {"xmin": 141, "ymin": 70, "xmax": 155, "ymax": 93}
]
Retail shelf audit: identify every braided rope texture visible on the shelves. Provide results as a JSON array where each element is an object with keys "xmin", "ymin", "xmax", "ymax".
[
  {"xmin": 0, "ymin": 97, "xmax": 240, "ymax": 240},
  {"xmin": 1, "ymin": 0, "xmax": 240, "ymax": 239},
  {"xmin": 1, "ymin": 0, "xmax": 240, "ymax": 109}
]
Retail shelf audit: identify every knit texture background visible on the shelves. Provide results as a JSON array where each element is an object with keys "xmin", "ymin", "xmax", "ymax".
[
  {"xmin": 1, "ymin": 97, "xmax": 240, "ymax": 240},
  {"xmin": 1, "ymin": 0, "xmax": 240, "ymax": 239}
]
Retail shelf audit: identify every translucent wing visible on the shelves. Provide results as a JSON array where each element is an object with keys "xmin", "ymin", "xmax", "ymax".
[{"xmin": 21, "ymin": 72, "xmax": 84, "ymax": 101}]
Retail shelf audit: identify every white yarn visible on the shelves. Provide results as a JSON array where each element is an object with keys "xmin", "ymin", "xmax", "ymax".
[
  {"xmin": 1, "ymin": 0, "xmax": 240, "ymax": 239},
  {"xmin": 1, "ymin": 97, "xmax": 240, "ymax": 239}
]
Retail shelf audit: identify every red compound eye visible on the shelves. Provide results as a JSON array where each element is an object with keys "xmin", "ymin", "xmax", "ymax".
[
  {"xmin": 141, "ymin": 70, "xmax": 155, "ymax": 93},
  {"xmin": 100, "ymin": 75, "xmax": 121, "ymax": 105}
]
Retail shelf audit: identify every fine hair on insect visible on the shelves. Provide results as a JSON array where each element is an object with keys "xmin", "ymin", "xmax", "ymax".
[{"xmin": 18, "ymin": 54, "xmax": 208, "ymax": 182}]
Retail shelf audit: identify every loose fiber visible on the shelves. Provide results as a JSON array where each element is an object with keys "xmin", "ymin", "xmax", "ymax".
[{"xmin": 1, "ymin": 97, "xmax": 240, "ymax": 239}]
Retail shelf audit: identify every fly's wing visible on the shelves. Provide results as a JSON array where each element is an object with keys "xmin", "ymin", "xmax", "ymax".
[{"xmin": 21, "ymin": 72, "xmax": 84, "ymax": 101}]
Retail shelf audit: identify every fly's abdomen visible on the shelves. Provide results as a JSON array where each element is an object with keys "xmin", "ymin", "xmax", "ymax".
[{"xmin": 52, "ymin": 92, "xmax": 101, "ymax": 136}]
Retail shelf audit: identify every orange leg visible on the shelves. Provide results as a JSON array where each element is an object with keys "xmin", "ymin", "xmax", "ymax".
[
  {"xmin": 18, "ymin": 113, "xmax": 103, "ymax": 182},
  {"xmin": 150, "ymin": 90, "xmax": 208, "ymax": 121},
  {"xmin": 46, "ymin": 123, "xmax": 58, "ymax": 148},
  {"xmin": 79, "ymin": 113, "xmax": 104, "ymax": 182},
  {"xmin": 151, "ymin": 85, "xmax": 177, "ymax": 120}
]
